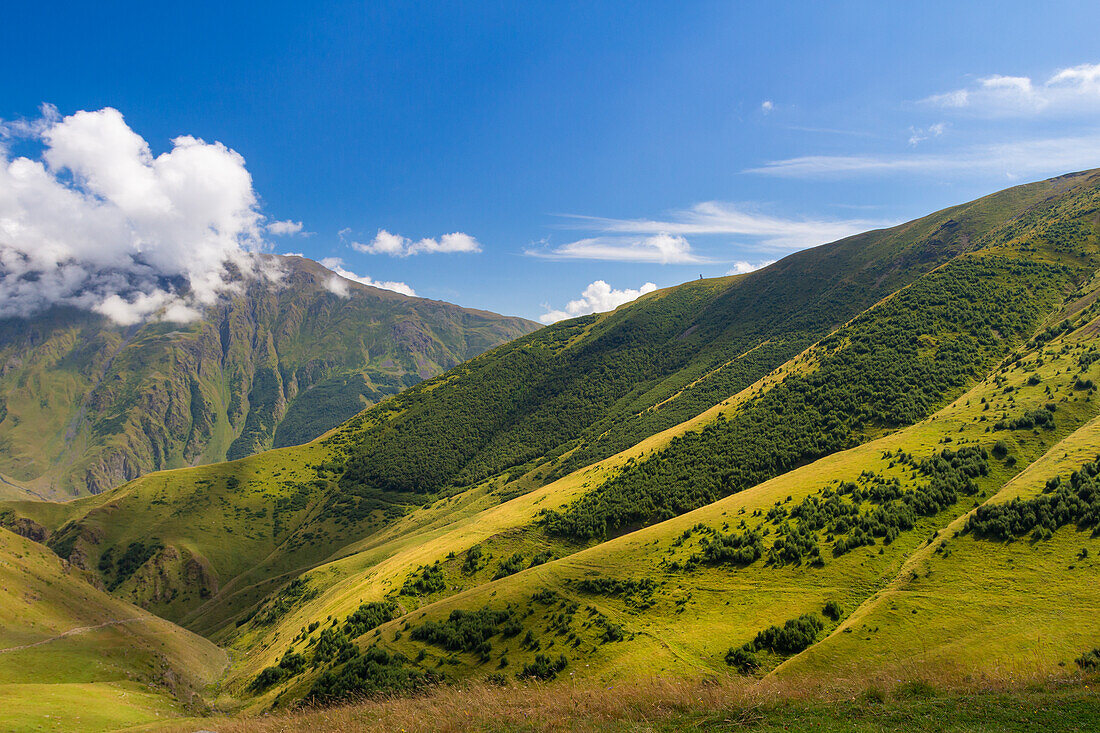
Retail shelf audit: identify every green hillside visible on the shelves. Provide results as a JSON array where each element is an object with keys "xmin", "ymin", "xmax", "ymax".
[
  {"xmin": 0, "ymin": 255, "xmax": 536, "ymax": 499},
  {"xmin": 0, "ymin": 526, "xmax": 226, "ymax": 732},
  {"xmin": 5, "ymin": 171, "xmax": 1100, "ymax": 728}
]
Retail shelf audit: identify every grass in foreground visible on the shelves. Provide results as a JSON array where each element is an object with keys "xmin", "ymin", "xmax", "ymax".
[{"xmin": 158, "ymin": 675, "xmax": 1100, "ymax": 733}]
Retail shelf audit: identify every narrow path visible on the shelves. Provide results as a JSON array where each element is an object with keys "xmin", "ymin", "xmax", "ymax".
[
  {"xmin": 0, "ymin": 618, "xmax": 146, "ymax": 654},
  {"xmin": 0, "ymin": 473, "xmax": 48, "ymax": 501}
]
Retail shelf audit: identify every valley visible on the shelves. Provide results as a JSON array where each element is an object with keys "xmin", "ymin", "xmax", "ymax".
[{"xmin": 3, "ymin": 170, "xmax": 1100, "ymax": 730}]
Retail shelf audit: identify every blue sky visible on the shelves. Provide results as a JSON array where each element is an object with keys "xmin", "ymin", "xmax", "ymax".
[{"xmin": 4, "ymin": 2, "xmax": 1100, "ymax": 322}]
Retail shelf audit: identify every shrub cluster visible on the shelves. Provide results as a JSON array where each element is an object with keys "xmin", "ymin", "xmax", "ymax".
[
  {"xmin": 752, "ymin": 614, "xmax": 825, "ymax": 654},
  {"xmin": 99, "ymin": 539, "xmax": 165, "ymax": 591},
  {"xmin": 251, "ymin": 651, "xmax": 308, "ymax": 691},
  {"xmin": 518, "ymin": 653, "xmax": 568, "ymax": 681},
  {"xmin": 993, "ymin": 405, "xmax": 1056, "ymax": 431},
  {"xmin": 410, "ymin": 608, "xmax": 515, "ymax": 654},
  {"xmin": 725, "ymin": 613, "xmax": 826, "ymax": 675},
  {"xmin": 401, "ymin": 562, "xmax": 446, "ymax": 595},
  {"xmin": 493, "ymin": 552, "xmax": 526, "ymax": 579},
  {"xmin": 966, "ymin": 456, "xmax": 1100, "ymax": 541},
  {"xmin": 248, "ymin": 578, "xmax": 320, "ymax": 627},
  {"xmin": 343, "ymin": 601, "xmax": 398, "ymax": 638},
  {"xmin": 308, "ymin": 647, "xmax": 433, "ymax": 702}
]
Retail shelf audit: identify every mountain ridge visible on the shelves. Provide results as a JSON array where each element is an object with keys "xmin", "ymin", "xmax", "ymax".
[{"xmin": 0, "ymin": 254, "xmax": 538, "ymax": 499}]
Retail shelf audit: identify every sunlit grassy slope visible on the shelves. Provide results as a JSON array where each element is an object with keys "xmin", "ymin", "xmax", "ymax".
[
  {"xmin": 6, "ymin": 171, "xmax": 1100, "ymax": 725},
  {"xmin": 0, "ymin": 527, "xmax": 226, "ymax": 732},
  {"xmin": 349, "ymin": 300, "xmax": 1100, "ymax": 691}
]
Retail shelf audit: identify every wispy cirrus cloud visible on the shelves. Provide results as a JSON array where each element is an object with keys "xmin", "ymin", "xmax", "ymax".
[
  {"xmin": 546, "ymin": 203, "xmax": 891, "ymax": 254},
  {"xmin": 528, "ymin": 233, "xmax": 704, "ymax": 264},
  {"xmin": 924, "ymin": 62, "xmax": 1100, "ymax": 117},
  {"xmin": 746, "ymin": 133, "xmax": 1100, "ymax": 179}
]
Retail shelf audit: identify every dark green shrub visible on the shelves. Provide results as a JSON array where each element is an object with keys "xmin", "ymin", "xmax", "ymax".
[
  {"xmin": 1077, "ymin": 649, "xmax": 1100, "ymax": 670},
  {"xmin": 518, "ymin": 654, "xmax": 567, "ymax": 681},
  {"xmin": 494, "ymin": 553, "xmax": 526, "ymax": 579},
  {"xmin": 402, "ymin": 563, "xmax": 446, "ymax": 595},
  {"xmin": 752, "ymin": 614, "xmax": 824, "ymax": 654},
  {"xmin": 308, "ymin": 647, "xmax": 432, "ymax": 702},
  {"xmin": 462, "ymin": 545, "xmax": 483, "ymax": 574},
  {"xmin": 410, "ymin": 608, "xmax": 514, "ymax": 653},
  {"xmin": 344, "ymin": 601, "xmax": 398, "ymax": 638},
  {"xmin": 250, "ymin": 665, "xmax": 286, "ymax": 691},
  {"xmin": 724, "ymin": 645, "xmax": 760, "ymax": 675}
]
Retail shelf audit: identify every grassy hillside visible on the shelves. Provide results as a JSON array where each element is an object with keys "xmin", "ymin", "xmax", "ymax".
[
  {"xmin": 0, "ymin": 527, "xmax": 225, "ymax": 732},
  {"xmin": 0, "ymin": 255, "xmax": 536, "ymax": 499},
  {"xmin": 6, "ymin": 171, "xmax": 1100, "ymax": 728},
  {"xmin": 226, "ymin": 284, "xmax": 1100, "ymax": 716},
  {"xmin": 199, "ymin": 170, "xmax": 1100, "ymax": 708}
]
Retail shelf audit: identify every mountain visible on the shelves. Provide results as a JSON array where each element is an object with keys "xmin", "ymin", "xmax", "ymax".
[
  {"xmin": 0, "ymin": 255, "xmax": 537, "ymax": 499},
  {"xmin": 4, "ymin": 171, "xmax": 1100, "ymax": 729}
]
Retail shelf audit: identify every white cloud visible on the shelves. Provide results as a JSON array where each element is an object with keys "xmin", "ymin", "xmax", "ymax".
[
  {"xmin": 924, "ymin": 62, "xmax": 1100, "ymax": 116},
  {"xmin": 0, "ymin": 105, "xmax": 267, "ymax": 324},
  {"xmin": 727, "ymin": 260, "xmax": 774, "ymax": 275},
  {"xmin": 318, "ymin": 256, "xmax": 416, "ymax": 297},
  {"xmin": 352, "ymin": 229, "xmax": 482, "ymax": 256},
  {"xmin": 558, "ymin": 203, "xmax": 889, "ymax": 252},
  {"xmin": 908, "ymin": 122, "xmax": 946, "ymax": 146},
  {"xmin": 539, "ymin": 280, "xmax": 658, "ymax": 324},
  {"xmin": 267, "ymin": 219, "xmax": 305, "ymax": 236},
  {"xmin": 761, "ymin": 100, "xmax": 774, "ymax": 113},
  {"xmin": 528, "ymin": 233, "xmax": 704, "ymax": 263},
  {"xmin": 746, "ymin": 133, "xmax": 1100, "ymax": 179}
]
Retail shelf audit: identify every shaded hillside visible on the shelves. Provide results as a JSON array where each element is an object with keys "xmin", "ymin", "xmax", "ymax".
[
  {"xmin": 0, "ymin": 255, "xmax": 537, "ymax": 498},
  {"xmin": 334, "ymin": 171, "xmax": 1085, "ymax": 499}
]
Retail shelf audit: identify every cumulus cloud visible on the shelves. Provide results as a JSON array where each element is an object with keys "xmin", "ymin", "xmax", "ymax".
[
  {"xmin": 727, "ymin": 260, "xmax": 774, "ymax": 275},
  {"xmin": 352, "ymin": 229, "xmax": 482, "ymax": 256},
  {"xmin": 761, "ymin": 100, "xmax": 774, "ymax": 113},
  {"xmin": 746, "ymin": 133, "xmax": 1100, "ymax": 179},
  {"xmin": 557, "ymin": 203, "xmax": 888, "ymax": 252},
  {"xmin": 528, "ymin": 233, "xmax": 703, "ymax": 263},
  {"xmin": 0, "ymin": 105, "xmax": 267, "ymax": 324},
  {"xmin": 267, "ymin": 219, "xmax": 306, "ymax": 236},
  {"xmin": 319, "ymin": 256, "xmax": 416, "ymax": 297},
  {"xmin": 539, "ymin": 280, "xmax": 658, "ymax": 324},
  {"xmin": 923, "ymin": 62, "xmax": 1100, "ymax": 116}
]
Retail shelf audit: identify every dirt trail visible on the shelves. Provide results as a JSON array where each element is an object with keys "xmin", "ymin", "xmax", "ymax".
[{"xmin": 0, "ymin": 618, "xmax": 145, "ymax": 654}]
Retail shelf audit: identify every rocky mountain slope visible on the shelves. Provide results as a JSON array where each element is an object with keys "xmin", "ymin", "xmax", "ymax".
[{"xmin": 0, "ymin": 255, "xmax": 537, "ymax": 499}]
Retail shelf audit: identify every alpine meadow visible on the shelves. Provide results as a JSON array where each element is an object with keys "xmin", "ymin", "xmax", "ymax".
[{"xmin": 4, "ymin": 5, "xmax": 1100, "ymax": 731}]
